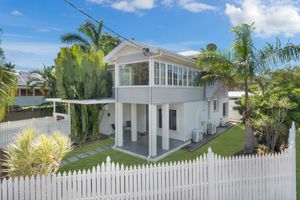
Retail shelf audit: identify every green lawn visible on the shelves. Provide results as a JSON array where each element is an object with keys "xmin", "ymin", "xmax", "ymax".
[{"xmin": 59, "ymin": 125, "xmax": 244, "ymax": 172}]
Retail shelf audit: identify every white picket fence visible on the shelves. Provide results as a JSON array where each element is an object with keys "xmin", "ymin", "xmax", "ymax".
[
  {"xmin": 0, "ymin": 116, "xmax": 71, "ymax": 148},
  {"xmin": 0, "ymin": 123, "xmax": 296, "ymax": 200}
]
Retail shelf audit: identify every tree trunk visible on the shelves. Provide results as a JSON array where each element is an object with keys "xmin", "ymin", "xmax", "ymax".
[{"xmin": 244, "ymin": 78, "xmax": 255, "ymax": 153}]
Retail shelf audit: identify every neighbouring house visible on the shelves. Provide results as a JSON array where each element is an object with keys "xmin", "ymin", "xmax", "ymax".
[
  {"xmin": 13, "ymin": 70, "xmax": 49, "ymax": 108},
  {"xmin": 47, "ymin": 40, "xmax": 229, "ymax": 161}
]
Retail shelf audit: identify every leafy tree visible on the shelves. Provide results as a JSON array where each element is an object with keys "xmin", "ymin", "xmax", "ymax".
[
  {"xmin": 55, "ymin": 45, "xmax": 112, "ymax": 144},
  {"xmin": 2, "ymin": 128, "xmax": 72, "ymax": 177},
  {"xmin": 251, "ymin": 97, "xmax": 294, "ymax": 152},
  {"xmin": 0, "ymin": 28, "xmax": 16, "ymax": 120},
  {"xmin": 28, "ymin": 65, "xmax": 57, "ymax": 97},
  {"xmin": 197, "ymin": 23, "xmax": 300, "ymax": 153},
  {"xmin": 4, "ymin": 62, "xmax": 15, "ymax": 71},
  {"xmin": 60, "ymin": 20, "xmax": 121, "ymax": 55}
]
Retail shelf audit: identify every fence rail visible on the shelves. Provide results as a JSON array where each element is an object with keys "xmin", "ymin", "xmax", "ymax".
[
  {"xmin": 0, "ymin": 116, "xmax": 71, "ymax": 148},
  {"xmin": 0, "ymin": 123, "xmax": 296, "ymax": 200}
]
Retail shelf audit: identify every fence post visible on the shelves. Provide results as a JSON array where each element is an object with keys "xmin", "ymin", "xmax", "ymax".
[
  {"xmin": 207, "ymin": 147, "xmax": 215, "ymax": 200},
  {"xmin": 289, "ymin": 122, "xmax": 296, "ymax": 200}
]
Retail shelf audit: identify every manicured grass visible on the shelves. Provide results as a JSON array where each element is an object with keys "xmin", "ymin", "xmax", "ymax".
[
  {"xmin": 160, "ymin": 125, "xmax": 245, "ymax": 163},
  {"xmin": 59, "ymin": 125, "xmax": 244, "ymax": 172}
]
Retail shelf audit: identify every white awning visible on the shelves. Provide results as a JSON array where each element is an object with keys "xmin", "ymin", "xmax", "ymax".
[{"xmin": 46, "ymin": 98, "xmax": 115, "ymax": 105}]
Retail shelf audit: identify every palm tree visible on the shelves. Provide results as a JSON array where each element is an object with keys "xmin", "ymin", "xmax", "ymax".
[
  {"xmin": 0, "ymin": 28, "xmax": 16, "ymax": 120},
  {"xmin": 0, "ymin": 67, "xmax": 17, "ymax": 120},
  {"xmin": 60, "ymin": 20, "xmax": 121, "ymax": 55},
  {"xmin": 4, "ymin": 62, "xmax": 15, "ymax": 71},
  {"xmin": 197, "ymin": 23, "xmax": 300, "ymax": 153}
]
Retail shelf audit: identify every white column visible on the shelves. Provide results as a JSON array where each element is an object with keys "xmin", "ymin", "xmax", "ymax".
[
  {"xmin": 149, "ymin": 104, "xmax": 157, "ymax": 157},
  {"xmin": 131, "ymin": 103, "xmax": 137, "ymax": 142},
  {"xmin": 162, "ymin": 104, "xmax": 169, "ymax": 150},
  {"xmin": 115, "ymin": 102, "xmax": 123, "ymax": 147}
]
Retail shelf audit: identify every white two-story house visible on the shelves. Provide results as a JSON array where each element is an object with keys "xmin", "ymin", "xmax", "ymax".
[{"xmin": 99, "ymin": 40, "xmax": 228, "ymax": 161}]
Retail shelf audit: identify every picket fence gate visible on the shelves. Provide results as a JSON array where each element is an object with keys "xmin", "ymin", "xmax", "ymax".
[
  {"xmin": 0, "ymin": 123, "xmax": 296, "ymax": 200},
  {"xmin": 0, "ymin": 116, "xmax": 71, "ymax": 148}
]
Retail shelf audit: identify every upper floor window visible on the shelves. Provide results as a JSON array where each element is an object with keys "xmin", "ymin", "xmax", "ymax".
[
  {"xmin": 154, "ymin": 62, "xmax": 160, "ymax": 85},
  {"xmin": 178, "ymin": 67, "xmax": 183, "ymax": 86},
  {"xmin": 160, "ymin": 63, "xmax": 166, "ymax": 85},
  {"xmin": 168, "ymin": 65, "xmax": 172, "ymax": 85},
  {"xmin": 153, "ymin": 61, "xmax": 201, "ymax": 88},
  {"xmin": 173, "ymin": 66, "xmax": 178, "ymax": 86},
  {"xmin": 188, "ymin": 70, "xmax": 192, "ymax": 86},
  {"xmin": 183, "ymin": 68, "xmax": 187, "ymax": 86},
  {"xmin": 119, "ymin": 62, "xmax": 149, "ymax": 86}
]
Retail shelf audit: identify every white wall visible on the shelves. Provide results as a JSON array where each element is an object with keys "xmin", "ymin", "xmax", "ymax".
[
  {"xmin": 157, "ymin": 103, "xmax": 185, "ymax": 141},
  {"xmin": 208, "ymin": 97, "xmax": 229, "ymax": 127},
  {"xmin": 99, "ymin": 104, "xmax": 115, "ymax": 135},
  {"xmin": 228, "ymin": 99, "xmax": 242, "ymax": 122}
]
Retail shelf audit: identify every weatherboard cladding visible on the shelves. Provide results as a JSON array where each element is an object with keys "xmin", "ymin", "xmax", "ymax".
[{"xmin": 116, "ymin": 87, "xmax": 204, "ymax": 104}]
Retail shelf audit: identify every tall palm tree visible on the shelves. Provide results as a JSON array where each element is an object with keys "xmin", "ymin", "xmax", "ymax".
[
  {"xmin": 60, "ymin": 20, "xmax": 121, "ymax": 55},
  {"xmin": 197, "ymin": 23, "xmax": 300, "ymax": 153}
]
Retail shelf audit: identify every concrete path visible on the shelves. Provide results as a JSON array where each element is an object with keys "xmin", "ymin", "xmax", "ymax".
[{"xmin": 60, "ymin": 144, "xmax": 113, "ymax": 167}]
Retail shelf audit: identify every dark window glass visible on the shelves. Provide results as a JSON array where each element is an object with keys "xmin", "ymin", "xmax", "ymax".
[{"xmin": 158, "ymin": 109, "xmax": 177, "ymax": 131}]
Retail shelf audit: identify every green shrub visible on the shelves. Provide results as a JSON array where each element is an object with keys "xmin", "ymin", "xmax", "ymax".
[{"xmin": 2, "ymin": 128, "xmax": 72, "ymax": 177}]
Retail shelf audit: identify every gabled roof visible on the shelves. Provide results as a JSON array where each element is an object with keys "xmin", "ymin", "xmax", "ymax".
[
  {"xmin": 15, "ymin": 70, "xmax": 45, "ymax": 87},
  {"xmin": 104, "ymin": 39, "xmax": 196, "ymax": 65}
]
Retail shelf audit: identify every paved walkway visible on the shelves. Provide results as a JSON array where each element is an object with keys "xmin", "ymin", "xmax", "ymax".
[{"xmin": 60, "ymin": 144, "xmax": 113, "ymax": 167}]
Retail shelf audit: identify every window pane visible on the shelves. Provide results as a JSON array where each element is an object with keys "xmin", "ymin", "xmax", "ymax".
[
  {"xmin": 160, "ymin": 63, "xmax": 166, "ymax": 85},
  {"xmin": 154, "ymin": 62, "xmax": 160, "ymax": 85},
  {"xmin": 168, "ymin": 65, "xmax": 172, "ymax": 85},
  {"xmin": 119, "ymin": 62, "xmax": 149, "ymax": 86},
  {"xmin": 178, "ymin": 67, "xmax": 182, "ymax": 86},
  {"xmin": 183, "ymin": 68, "xmax": 187, "ymax": 86},
  {"xmin": 188, "ymin": 70, "xmax": 192, "ymax": 86},
  {"xmin": 159, "ymin": 109, "xmax": 162, "ymax": 128},
  {"xmin": 169, "ymin": 110, "xmax": 177, "ymax": 131},
  {"xmin": 173, "ymin": 66, "xmax": 178, "ymax": 86}
]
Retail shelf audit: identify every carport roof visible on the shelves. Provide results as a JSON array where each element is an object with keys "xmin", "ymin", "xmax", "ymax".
[{"xmin": 46, "ymin": 98, "xmax": 115, "ymax": 105}]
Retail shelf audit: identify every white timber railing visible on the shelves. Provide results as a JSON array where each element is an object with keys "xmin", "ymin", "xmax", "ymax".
[
  {"xmin": 0, "ymin": 123, "xmax": 297, "ymax": 200},
  {"xmin": 0, "ymin": 116, "xmax": 71, "ymax": 148}
]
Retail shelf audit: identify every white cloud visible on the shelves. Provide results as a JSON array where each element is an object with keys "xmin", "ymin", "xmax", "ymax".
[
  {"xmin": 11, "ymin": 10, "xmax": 23, "ymax": 16},
  {"xmin": 111, "ymin": 0, "xmax": 155, "ymax": 12},
  {"xmin": 225, "ymin": 0, "xmax": 300, "ymax": 37},
  {"xmin": 86, "ymin": 0, "xmax": 216, "ymax": 13},
  {"xmin": 86, "ymin": 0, "xmax": 110, "ymax": 4},
  {"xmin": 2, "ymin": 42, "xmax": 61, "ymax": 70},
  {"xmin": 178, "ymin": 0, "xmax": 217, "ymax": 12}
]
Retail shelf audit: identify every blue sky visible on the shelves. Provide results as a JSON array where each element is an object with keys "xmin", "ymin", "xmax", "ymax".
[{"xmin": 1, "ymin": 0, "xmax": 300, "ymax": 70}]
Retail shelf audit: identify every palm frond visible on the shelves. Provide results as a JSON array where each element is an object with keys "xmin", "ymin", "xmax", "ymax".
[
  {"xmin": 60, "ymin": 33, "xmax": 90, "ymax": 47},
  {"xmin": 258, "ymin": 38, "xmax": 300, "ymax": 68},
  {"xmin": 197, "ymin": 49, "xmax": 238, "ymax": 88}
]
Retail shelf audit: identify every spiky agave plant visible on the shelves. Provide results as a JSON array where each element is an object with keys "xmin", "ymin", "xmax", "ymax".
[{"xmin": 1, "ymin": 128, "xmax": 72, "ymax": 177}]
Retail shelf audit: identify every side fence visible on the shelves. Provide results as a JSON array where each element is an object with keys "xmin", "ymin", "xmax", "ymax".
[
  {"xmin": 0, "ymin": 116, "xmax": 71, "ymax": 148},
  {"xmin": 0, "ymin": 123, "xmax": 296, "ymax": 200}
]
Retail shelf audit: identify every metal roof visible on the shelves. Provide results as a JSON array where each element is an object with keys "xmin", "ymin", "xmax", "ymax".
[{"xmin": 46, "ymin": 98, "xmax": 115, "ymax": 105}]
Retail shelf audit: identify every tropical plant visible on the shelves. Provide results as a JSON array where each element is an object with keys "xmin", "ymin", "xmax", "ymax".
[
  {"xmin": 0, "ymin": 29, "xmax": 17, "ymax": 121},
  {"xmin": 251, "ymin": 97, "xmax": 294, "ymax": 152},
  {"xmin": 55, "ymin": 45, "xmax": 112, "ymax": 144},
  {"xmin": 60, "ymin": 20, "xmax": 121, "ymax": 55},
  {"xmin": 27, "ymin": 65, "xmax": 57, "ymax": 97},
  {"xmin": 4, "ymin": 62, "xmax": 15, "ymax": 71},
  {"xmin": 2, "ymin": 128, "xmax": 72, "ymax": 177},
  {"xmin": 197, "ymin": 23, "xmax": 300, "ymax": 153}
]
